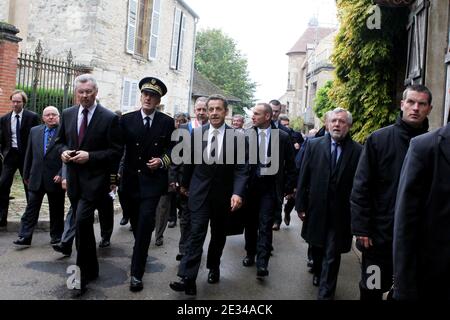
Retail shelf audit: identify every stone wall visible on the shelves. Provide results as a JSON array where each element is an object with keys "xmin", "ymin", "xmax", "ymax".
[{"xmin": 0, "ymin": 0, "xmax": 10, "ymax": 22}]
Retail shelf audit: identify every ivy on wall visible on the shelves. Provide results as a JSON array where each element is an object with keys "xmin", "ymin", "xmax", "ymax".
[{"xmin": 329, "ymin": 0, "xmax": 408, "ymax": 142}]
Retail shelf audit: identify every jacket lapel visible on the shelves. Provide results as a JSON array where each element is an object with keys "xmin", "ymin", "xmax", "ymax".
[
  {"xmin": 141, "ymin": 111, "xmax": 163, "ymax": 151},
  {"xmin": 79, "ymin": 104, "xmax": 103, "ymax": 148},
  {"xmin": 36, "ymin": 125, "xmax": 45, "ymax": 158},
  {"xmin": 439, "ymin": 124, "xmax": 450, "ymax": 166},
  {"xmin": 335, "ymin": 139, "xmax": 355, "ymax": 183},
  {"xmin": 44, "ymin": 125, "xmax": 59, "ymax": 156}
]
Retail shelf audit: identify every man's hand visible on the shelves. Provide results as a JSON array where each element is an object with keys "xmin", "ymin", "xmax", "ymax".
[
  {"xmin": 53, "ymin": 175, "xmax": 62, "ymax": 184},
  {"xmin": 230, "ymin": 195, "xmax": 243, "ymax": 212},
  {"xmin": 147, "ymin": 157, "xmax": 162, "ymax": 170},
  {"xmin": 61, "ymin": 150, "xmax": 76, "ymax": 163},
  {"xmin": 356, "ymin": 236, "xmax": 373, "ymax": 249},
  {"xmin": 180, "ymin": 186, "xmax": 189, "ymax": 197},
  {"xmin": 71, "ymin": 151, "xmax": 89, "ymax": 164},
  {"xmin": 298, "ymin": 211, "xmax": 306, "ymax": 221},
  {"xmin": 168, "ymin": 182, "xmax": 177, "ymax": 193},
  {"xmin": 61, "ymin": 179, "xmax": 67, "ymax": 191}
]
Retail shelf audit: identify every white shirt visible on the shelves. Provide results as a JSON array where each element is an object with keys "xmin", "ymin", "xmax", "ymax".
[
  {"xmin": 257, "ymin": 127, "xmax": 271, "ymax": 162},
  {"xmin": 77, "ymin": 103, "xmax": 97, "ymax": 135},
  {"xmin": 140, "ymin": 109, "xmax": 155, "ymax": 127},
  {"xmin": 207, "ymin": 123, "xmax": 226, "ymax": 158},
  {"xmin": 10, "ymin": 109, "xmax": 24, "ymax": 148}
]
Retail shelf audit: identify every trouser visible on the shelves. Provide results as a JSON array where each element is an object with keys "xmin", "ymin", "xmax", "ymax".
[
  {"xmin": 97, "ymin": 193, "xmax": 114, "ymax": 241},
  {"xmin": 244, "ymin": 179, "xmax": 276, "ymax": 268},
  {"xmin": 0, "ymin": 149, "xmax": 28, "ymax": 223},
  {"xmin": 317, "ymin": 226, "xmax": 341, "ymax": 300},
  {"xmin": 19, "ymin": 188, "xmax": 65, "ymax": 240},
  {"xmin": 359, "ymin": 244, "xmax": 393, "ymax": 300},
  {"xmin": 178, "ymin": 195, "xmax": 227, "ymax": 281},
  {"xmin": 129, "ymin": 196, "xmax": 161, "ymax": 279},
  {"xmin": 118, "ymin": 188, "xmax": 129, "ymax": 220},
  {"xmin": 155, "ymin": 193, "xmax": 171, "ymax": 242},
  {"xmin": 283, "ymin": 197, "xmax": 295, "ymax": 220},
  {"xmin": 273, "ymin": 197, "xmax": 283, "ymax": 225},
  {"xmin": 177, "ymin": 194, "xmax": 190, "ymax": 255},
  {"xmin": 168, "ymin": 192, "xmax": 178, "ymax": 223}
]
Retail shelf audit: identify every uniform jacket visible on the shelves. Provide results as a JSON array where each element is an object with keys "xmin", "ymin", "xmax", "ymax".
[{"xmin": 120, "ymin": 109, "xmax": 175, "ymax": 198}]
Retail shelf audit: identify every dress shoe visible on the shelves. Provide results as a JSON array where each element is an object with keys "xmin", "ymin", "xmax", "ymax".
[
  {"xmin": 167, "ymin": 221, "xmax": 176, "ymax": 228},
  {"xmin": 13, "ymin": 237, "xmax": 31, "ymax": 246},
  {"xmin": 313, "ymin": 275, "xmax": 320, "ymax": 287},
  {"xmin": 176, "ymin": 253, "xmax": 184, "ymax": 261},
  {"xmin": 98, "ymin": 239, "xmax": 111, "ymax": 248},
  {"xmin": 50, "ymin": 238, "xmax": 61, "ymax": 245},
  {"xmin": 272, "ymin": 223, "xmax": 280, "ymax": 231},
  {"xmin": 284, "ymin": 214, "xmax": 291, "ymax": 226},
  {"xmin": 169, "ymin": 278, "xmax": 197, "ymax": 295},
  {"xmin": 120, "ymin": 217, "xmax": 129, "ymax": 226},
  {"xmin": 155, "ymin": 238, "xmax": 163, "ymax": 246},
  {"xmin": 242, "ymin": 255, "xmax": 255, "ymax": 267},
  {"xmin": 52, "ymin": 244, "xmax": 72, "ymax": 257},
  {"xmin": 207, "ymin": 269, "xmax": 220, "ymax": 284},
  {"xmin": 130, "ymin": 276, "xmax": 143, "ymax": 292},
  {"xmin": 256, "ymin": 267, "xmax": 269, "ymax": 279}
]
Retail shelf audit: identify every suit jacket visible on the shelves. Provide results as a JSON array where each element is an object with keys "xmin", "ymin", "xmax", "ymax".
[
  {"xmin": 248, "ymin": 125, "xmax": 297, "ymax": 200},
  {"xmin": 393, "ymin": 123, "xmax": 450, "ymax": 300},
  {"xmin": 23, "ymin": 124, "xmax": 63, "ymax": 193},
  {"xmin": 120, "ymin": 110, "xmax": 175, "ymax": 198},
  {"xmin": 55, "ymin": 104, "xmax": 123, "ymax": 202},
  {"xmin": 182, "ymin": 124, "xmax": 249, "ymax": 212},
  {"xmin": 0, "ymin": 109, "xmax": 40, "ymax": 160},
  {"xmin": 296, "ymin": 134, "xmax": 362, "ymax": 253}
]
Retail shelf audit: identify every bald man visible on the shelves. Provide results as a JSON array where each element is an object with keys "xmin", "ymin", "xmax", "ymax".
[{"xmin": 13, "ymin": 106, "xmax": 65, "ymax": 246}]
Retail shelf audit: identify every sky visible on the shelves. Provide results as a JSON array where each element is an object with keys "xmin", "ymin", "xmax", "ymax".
[{"xmin": 184, "ymin": 0, "xmax": 338, "ymax": 102}]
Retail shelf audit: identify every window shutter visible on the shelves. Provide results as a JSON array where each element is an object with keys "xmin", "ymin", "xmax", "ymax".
[
  {"xmin": 126, "ymin": 0, "xmax": 138, "ymax": 54},
  {"xmin": 405, "ymin": 0, "xmax": 429, "ymax": 85},
  {"xmin": 130, "ymin": 81, "xmax": 138, "ymax": 108},
  {"xmin": 122, "ymin": 79, "xmax": 131, "ymax": 111},
  {"xmin": 178, "ymin": 13, "xmax": 186, "ymax": 70},
  {"xmin": 170, "ymin": 8, "xmax": 182, "ymax": 69},
  {"xmin": 149, "ymin": 0, "xmax": 161, "ymax": 60}
]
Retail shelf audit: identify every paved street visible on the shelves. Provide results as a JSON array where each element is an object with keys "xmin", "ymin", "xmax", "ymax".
[{"xmin": 0, "ymin": 212, "xmax": 360, "ymax": 300}]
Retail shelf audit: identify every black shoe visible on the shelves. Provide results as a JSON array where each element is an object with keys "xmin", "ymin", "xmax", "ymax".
[
  {"xmin": 242, "ymin": 255, "xmax": 255, "ymax": 267},
  {"xmin": 169, "ymin": 278, "xmax": 197, "ymax": 295},
  {"xmin": 167, "ymin": 221, "xmax": 176, "ymax": 228},
  {"xmin": 313, "ymin": 275, "xmax": 320, "ymax": 286},
  {"xmin": 130, "ymin": 276, "xmax": 143, "ymax": 292},
  {"xmin": 284, "ymin": 214, "xmax": 291, "ymax": 226},
  {"xmin": 99, "ymin": 239, "xmax": 111, "ymax": 248},
  {"xmin": 256, "ymin": 267, "xmax": 269, "ymax": 279},
  {"xmin": 207, "ymin": 269, "xmax": 220, "ymax": 284},
  {"xmin": 155, "ymin": 238, "xmax": 163, "ymax": 246},
  {"xmin": 50, "ymin": 238, "xmax": 61, "ymax": 245},
  {"xmin": 176, "ymin": 253, "xmax": 184, "ymax": 261},
  {"xmin": 120, "ymin": 217, "xmax": 129, "ymax": 226},
  {"xmin": 52, "ymin": 244, "xmax": 72, "ymax": 257},
  {"xmin": 13, "ymin": 237, "xmax": 31, "ymax": 246}
]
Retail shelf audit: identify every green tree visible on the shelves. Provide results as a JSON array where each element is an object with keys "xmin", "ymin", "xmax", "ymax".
[
  {"xmin": 314, "ymin": 80, "xmax": 336, "ymax": 121},
  {"xmin": 331, "ymin": 0, "xmax": 408, "ymax": 142},
  {"xmin": 290, "ymin": 116, "xmax": 304, "ymax": 132},
  {"xmin": 195, "ymin": 29, "xmax": 256, "ymax": 114}
]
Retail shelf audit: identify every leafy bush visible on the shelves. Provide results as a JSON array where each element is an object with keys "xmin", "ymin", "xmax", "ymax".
[{"xmin": 16, "ymin": 85, "xmax": 73, "ymax": 115}]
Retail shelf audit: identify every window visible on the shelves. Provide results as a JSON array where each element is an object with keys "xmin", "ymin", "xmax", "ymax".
[
  {"xmin": 122, "ymin": 78, "xmax": 139, "ymax": 112},
  {"xmin": 126, "ymin": 0, "xmax": 161, "ymax": 59},
  {"xmin": 170, "ymin": 8, "xmax": 186, "ymax": 70}
]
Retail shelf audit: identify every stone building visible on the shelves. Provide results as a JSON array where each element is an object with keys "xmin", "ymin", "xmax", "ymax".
[
  {"xmin": 2, "ymin": 0, "xmax": 199, "ymax": 116},
  {"xmin": 281, "ymin": 22, "xmax": 335, "ymax": 130}
]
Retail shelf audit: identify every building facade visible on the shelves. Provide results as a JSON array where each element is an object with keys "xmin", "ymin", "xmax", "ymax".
[{"xmin": 3, "ymin": 0, "xmax": 198, "ymax": 115}]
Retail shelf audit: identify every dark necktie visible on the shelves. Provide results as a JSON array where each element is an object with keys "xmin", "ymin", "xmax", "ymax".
[
  {"xmin": 15, "ymin": 114, "xmax": 21, "ymax": 150},
  {"xmin": 331, "ymin": 142, "xmax": 339, "ymax": 170},
  {"xmin": 45, "ymin": 128, "xmax": 55, "ymax": 154},
  {"xmin": 78, "ymin": 108, "xmax": 89, "ymax": 147},
  {"xmin": 209, "ymin": 130, "xmax": 218, "ymax": 158},
  {"xmin": 145, "ymin": 116, "xmax": 151, "ymax": 131}
]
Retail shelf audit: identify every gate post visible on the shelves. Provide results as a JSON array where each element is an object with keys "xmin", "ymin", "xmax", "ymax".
[{"xmin": 0, "ymin": 22, "xmax": 22, "ymax": 115}]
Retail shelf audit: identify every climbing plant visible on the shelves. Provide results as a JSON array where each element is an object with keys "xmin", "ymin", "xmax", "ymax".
[{"xmin": 330, "ymin": 0, "xmax": 408, "ymax": 142}]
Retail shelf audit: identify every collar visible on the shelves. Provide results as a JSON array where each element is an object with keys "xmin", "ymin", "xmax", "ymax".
[
  {"xmin": 13, "ymin": 109, "xmax": 24, "ymax": 118},
  {"xmin": 141, "ymin": 109, "xmax": 156, "ymax": 120},
  {"xmin": 79, "ymin": 103, "xmax": 97, "ymax": 114},
  {"xmin": 209, "ymin": 123, "xmax": 226, "ymax": 135}
]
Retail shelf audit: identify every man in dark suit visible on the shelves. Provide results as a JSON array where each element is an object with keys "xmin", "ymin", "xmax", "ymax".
[
  {"xmin": 12, "ymin": 106, "xmax": 65, "ymax": 246},
  {"xmin": 393, "ymin": 121, "xmax": 450, "ymax": 300},
  {"xmin": 242, "ymin": 103, "xmax": 296, "ymax": 278},
  {"xmin": 351, "ymin": 84, "xmax": 431, "ymax": 300},
  {"xmin": 0, "ymin": 90, "xmax": 40, "ymax": 227},
  {"xmin": 296, "ymin": 108, "xmax": 362, "ymax": 300},
  {"xmin": 119, "ymin": 77, "xmax": 175, "ymax": 292},
  {"xmin": 169, "ymin": 94, "xmax": 249, "ymax": 296},
  {"xmin": 56, "ymin": 74, "xmax": 123, "ymax": 295}
]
